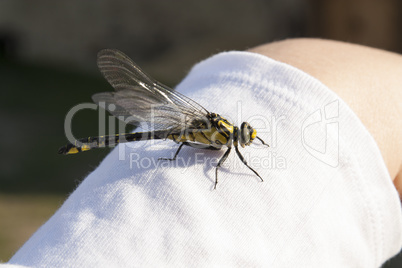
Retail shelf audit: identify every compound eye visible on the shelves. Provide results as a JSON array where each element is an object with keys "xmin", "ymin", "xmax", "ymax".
[{"xmin": 240, "ymin": 122, "xmax": 251, "ymax": 147}]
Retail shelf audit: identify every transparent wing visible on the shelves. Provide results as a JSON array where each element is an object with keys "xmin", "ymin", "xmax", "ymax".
[{"xmin": 94, "ymin": 49, "xmax": 210, "ymax": 131}]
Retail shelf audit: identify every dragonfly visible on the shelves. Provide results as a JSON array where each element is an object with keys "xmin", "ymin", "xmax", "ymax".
[{"xmin": 59, "ymin": 49, "xmax": 269, "ymax": 188}]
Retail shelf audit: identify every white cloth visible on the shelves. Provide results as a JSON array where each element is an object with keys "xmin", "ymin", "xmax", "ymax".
[{"xmin": 5, "ymin": 51, "xmax": 402, "ymax": 267}]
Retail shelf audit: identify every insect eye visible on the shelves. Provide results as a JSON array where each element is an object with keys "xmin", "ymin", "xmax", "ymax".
[{"xmin": 240, "ymin": 122, "xmax": 251, "ymax": 147}]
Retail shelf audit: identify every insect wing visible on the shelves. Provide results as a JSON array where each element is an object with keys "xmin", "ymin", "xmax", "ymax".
[{"xmin": 94, "ymin": 49, "xmax": 210, "ymax": 132}]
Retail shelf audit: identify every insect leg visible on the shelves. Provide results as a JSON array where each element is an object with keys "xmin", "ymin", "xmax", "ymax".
[
  {"xmin": 256, "ymin": 136, "xmax": 270, "ymax": 147},
  {"xmin": 215, "ymin": 147, "xmax": 232, "ymax": 189},
  {"xmin": 159, "ymin": 143, "xmax": 185, "ymax": 161},
  {"xmin": 234, "ymin": 146, "xmax": 264, "ymax": 182}
]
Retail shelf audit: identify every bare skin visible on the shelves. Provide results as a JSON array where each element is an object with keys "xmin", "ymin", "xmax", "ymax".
[{"xmin": 249, "ymin": 38, "xmax": 402, "ymax": 198}]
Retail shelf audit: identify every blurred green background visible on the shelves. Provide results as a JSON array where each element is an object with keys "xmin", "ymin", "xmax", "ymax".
[{"xmin": 0, "ymin": 0, "xmax": 401, "ymax": 265}]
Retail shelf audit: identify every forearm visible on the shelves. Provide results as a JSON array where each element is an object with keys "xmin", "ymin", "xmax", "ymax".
[{"xmin": 249, "ymin": 38, "xmax": 402, "ymax": 196}]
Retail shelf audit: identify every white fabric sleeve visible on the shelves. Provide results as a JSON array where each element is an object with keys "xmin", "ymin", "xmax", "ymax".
[{"xmin": 5, "ymin": 51, "xmax": 402, "ymax": 267}]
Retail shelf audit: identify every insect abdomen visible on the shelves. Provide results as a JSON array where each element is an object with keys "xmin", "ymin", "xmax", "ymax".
[{"xmin": 58, "ymin": 131, "xmax": 167, "ymax": 155}]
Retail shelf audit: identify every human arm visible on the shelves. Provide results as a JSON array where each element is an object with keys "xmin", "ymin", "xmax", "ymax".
[{"xmin": 250, "ymin": 38, "xmax": 402, "ymax": 197}]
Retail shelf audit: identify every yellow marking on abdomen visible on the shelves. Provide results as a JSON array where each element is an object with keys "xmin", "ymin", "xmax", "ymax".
[
  {"xmin": 81, "ymin": 144, "xmax": 91, "ymax": 151},
  {"xmin": 68, "ymin": 147, "xmax": 79, "ymax": 154}
]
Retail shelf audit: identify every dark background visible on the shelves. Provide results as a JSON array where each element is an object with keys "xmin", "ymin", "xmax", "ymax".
[{"xmin": 0, "ymin": 0, "xmax": 401, "ymax": 265}]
